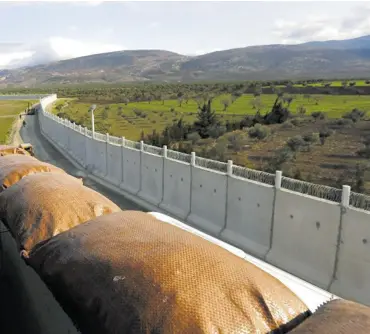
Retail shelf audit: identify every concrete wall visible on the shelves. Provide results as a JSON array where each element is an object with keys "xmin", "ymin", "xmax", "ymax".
[
  {"xmin": 37, "ymin": 94, "xmax": 370, "ymax": 305},
  {"xmin": 266, "ymin": 189, "xmax": 341, "ymax": 290},
  {"xmin": 160, "ymin": 158, "xmax": 191, "ymax": 220},
  {"xmin": 330, "ymin": 206, "xmax": 370, "ymax": 305},
  {"xmin": 120, "ymin": 146, "xmax": 141, "ymax": 194},
  {"xmin": 221, "ymin": 176, "xmax": 275, "ymax": 259},
  {"xmin": 138, "ymin": 152, "xmax": 164, "ymax": 206}
]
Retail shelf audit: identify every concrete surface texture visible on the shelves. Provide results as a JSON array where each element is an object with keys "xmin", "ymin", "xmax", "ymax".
[{"xmin": 37, "ymin": 94, "xmax": 370, "ymax": 306}]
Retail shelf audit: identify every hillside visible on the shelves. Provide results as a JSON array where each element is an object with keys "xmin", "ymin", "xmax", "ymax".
[{"xmin": 1, "ymin": 35, "xmax": 370, "ymax": 86}]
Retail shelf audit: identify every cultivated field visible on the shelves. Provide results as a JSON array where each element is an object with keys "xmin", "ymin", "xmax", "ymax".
[
  {"xmin": 51, "ymin": 94, "xmax": 370, "ymax": 140},
  {"xmin": 266, "ymin": 80, "xmax": 370, "ymax": 88},
  {"xmin": 0, "ymin": 100, "xmax": 36, "ymax": 144}
]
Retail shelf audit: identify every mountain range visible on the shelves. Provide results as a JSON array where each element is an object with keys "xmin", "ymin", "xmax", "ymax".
[{"xmin": 1, "ymin": 35, "xmax": 370, "ymax": 87}]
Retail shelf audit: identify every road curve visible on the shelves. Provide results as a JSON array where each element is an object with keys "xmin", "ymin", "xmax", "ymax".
[{"xmin": 20, "ymin": 113, "xmax": 143, "ymax": 211}]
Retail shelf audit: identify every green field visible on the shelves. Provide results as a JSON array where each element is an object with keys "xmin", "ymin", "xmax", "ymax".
[
  {"xmin": 0, "ymin": 117, "xmax": 16, "ymax": 144},
  {"xmin": 0, "ymin": 100, "xmax": 36, "ymax": 144},
  {"xmin": 52, "ymin": 94, "xmax": 370, "ymax": 140},
  {"xmin": 264, "ymin": 80, "xmax": 370, "ymax": 88}
]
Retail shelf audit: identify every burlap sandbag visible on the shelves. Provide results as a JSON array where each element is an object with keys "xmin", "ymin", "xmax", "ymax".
[
  {"xmin": 27, "ymin": 210, "xmax": 311, "ymax": 334},
  {"xmin": 0, "ymin": 172, "xmax": 121, "ymax": 254},
  {"xmin": 0, "ymin": 145, "xmax": 30, "ymax": 157},
  {"xmin": 0, "ymin": 154, "xmax": 65, "ymax": 192},
  {"xmin": 290, "ymin": 299, "xmax": 370, "ymax": 333}
]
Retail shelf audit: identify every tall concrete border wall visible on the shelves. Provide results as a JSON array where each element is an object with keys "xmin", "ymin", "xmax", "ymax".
[{"xmin": 38, "ymin": 95, "xmax": 370, "ymax": 306}]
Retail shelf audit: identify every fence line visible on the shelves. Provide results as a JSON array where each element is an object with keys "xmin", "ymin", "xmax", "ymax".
[{"xmin": 40, "ymin": 96, "xmax": 370, "ymax": 211}]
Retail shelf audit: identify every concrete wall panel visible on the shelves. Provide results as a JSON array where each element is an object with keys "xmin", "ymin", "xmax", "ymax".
[
  {"xmin": 106, "ymin": 144, "xmax": 123, "ymax": 185},
  {"xmin": 330, "ymin": 207, "xmax": 370, "ymax": 305},
  {"xmin": 266, "ymin": 189, "xmax": 341, "ymax": 290},
  {"xmin": 187, "ymin": 167, "xmax": 227, "ymax": 236},
  {"xmin": 138, "ymin": 153, "xmax": 163, "ymax": 206},
  {"xmin": 221, "ymin": 176, "xmax": 274, "ymax": 258},
  {"xmin": 159, "ymin": 159, "xmax": 191, "ymax": 220},
  {"xmin": 120, "ymin": 147, "xmax": 140, "ymax": 195}
]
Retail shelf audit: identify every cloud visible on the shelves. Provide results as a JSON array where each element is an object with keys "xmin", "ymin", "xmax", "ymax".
[
  {"xmin": 68, "ymin": 1, "xmax": 104, "ymax": 7},
  {"xmin": 274, "ymin": 5, "xmax": 370, "ymax": 44},
  {"xmin": 46, "ymin": 37, "xmax": 124, "ymax": 59},
  {"xmin": 148, "ymin": 22, "xmax": 160, "ymax": 29},
  {"xmin": 0, "ymin": 37, "xmax": 125, "ymax": 69}
]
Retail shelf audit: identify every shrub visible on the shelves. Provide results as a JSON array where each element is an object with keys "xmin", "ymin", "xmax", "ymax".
[
  {"xmin": 187, "ymin": 132, "xmax": 201, "ymax": 144},
  {"xmin": 342, "ymin": 108, "xmax": 366, "ymax": 123},
  {"xmin": 208, "ymin": 125, "xmax": 227, "ymax": 139},
  {"xmin": 264, "ymin": 147, "xmax": 294, "ymax": 173},
  {"xmin": 290, "ymin": 117, "xmax": 308, "ymax": 127},
  {"xmin": 297, "ymin": 105, "xmax": 306, "ymax": 115},
  {"xmin": 319, "ymin": 128, "xmax": 334, "ymax": 145},
  {"xmin": 227, "ymin": 132, "xmax": 248, "ymax": 151},
  {"xmin": 303, "ymin": 132, "xmax": 320, "ymax": 144},
  {"xmin": 248, "ymin": 124, "xmax": 271, "ymax": 140},
  {"xmin": 286, "ymin": 135, "xmax": 307, "ymax": 152},
  {"xmin": 311, "ymin": 111, "xmax": 326, "ymax": 121},
  {"xmin": 281, "ymin": 120, "xmax": 295, "ymax": 129},
  {"xmin": 328, "ymin": 118, "xmax": 353, "ymax": 128}
]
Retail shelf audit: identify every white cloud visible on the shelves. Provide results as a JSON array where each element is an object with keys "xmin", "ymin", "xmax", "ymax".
[
  {"xmin": 47, "ymin": 37, "xmax": 124, "ymax": 59},
  {"xmin": 0, "ymin": 37, "xmax": 125, "ymax": 69},
  {"xmin": 68, "ymin": 1, "xmax": 104, "ymax": 7},
  {"xmin": 274, "ymin": 5, "xmax": 370, "ymax": 44},
  {"xmin": 0, "ymin": 51, "xmax": 34, "ymax": 68},
  {"xmin": 149, "ymin": 22, "xmax": 160, "ymax": 29}
]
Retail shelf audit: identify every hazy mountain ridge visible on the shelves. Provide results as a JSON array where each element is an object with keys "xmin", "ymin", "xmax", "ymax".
[{"xmin": 1, "ymin": 35, "xmax": 370, "ymax": 86}]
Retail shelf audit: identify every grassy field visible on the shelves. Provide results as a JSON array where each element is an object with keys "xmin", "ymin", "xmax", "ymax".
[
  {"xmin": 265, "ymin": 80, "xmax": 370, "ymax": 88},
  {"xmin": 0, "ymin": 100, "xmax": 36, "ymax": 144},
  {"xmin": 52, "ymin": 94, "xmax": 370, "ymax": 140},
  {"xmin": 0, "ymin": 117, "xmax": 16, "ymax": 144}
]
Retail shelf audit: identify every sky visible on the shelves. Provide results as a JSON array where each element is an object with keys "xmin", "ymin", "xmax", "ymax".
[{"xmin": 1, "ymin": 1, "xmax": 370, "ymax": 68}]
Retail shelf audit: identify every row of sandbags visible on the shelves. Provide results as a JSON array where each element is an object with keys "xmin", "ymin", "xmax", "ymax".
[
  {"xmin": 0, "ymin": 145, "xmax": 369, "ymax": 333},
  {"xmin": 0, "ymin": 144, "xmax": 33, "ymax": 157}
]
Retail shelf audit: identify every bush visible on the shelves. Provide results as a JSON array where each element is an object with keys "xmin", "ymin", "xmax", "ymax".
[
  {"xmin": 290, "ymin": 117, "xmax": 309, "ymax": 127},
  {"xmin": 342, "ymin": 108, "xmax": 366, "ymax": 123},
  {"xmin": 303, "ymin": 132, "xmax": 320, "ymax": 144},
  {"xmin": 208, "ymin": 125, "xmax": 227, "ymax": 139},
  {"xmin": 227, "ymin": 132, "xmax": 248, "ymax": 151},
  {"xmin": 248, "ymin": 124, "xmax": 271, "ymax": 140},
  {"xmin": 286, "ymin": 135, "xmax": 307, "ymax": 152},
  {"xmin": 281, "ymin": 120, "xmax": 295, "ymax": 129},
  {"xmin": 264, "ymin": 147, "xmax": 294, "ymax": 172},
  {"xmin": 311, "ymin": 111, "xmax": 326, "ymax": 121},
  {"xmin": 328, "ymin": 118, "xmax": 353, "ymax": 128},
  {"xmin": 297, "ymin": 105, "xmax": 306, "ymax": 115},
  {"xmin": 187, "ymin": 132, "xmax": 201, "ymax": 144},
  {"xmin": 133, "ymin": 109, "xmax": 147, "ymax": 118},
  {"xmin": 319, "ymin": 128, "xmax": 334, "ymax": 145}
]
